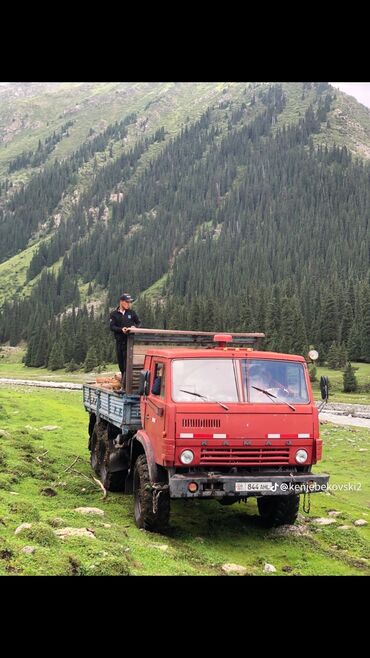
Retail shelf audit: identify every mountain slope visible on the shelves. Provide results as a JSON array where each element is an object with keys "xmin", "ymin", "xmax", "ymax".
[{"xmin": 0, "ymin": 82, "xmax": 370, "ymax": 368}]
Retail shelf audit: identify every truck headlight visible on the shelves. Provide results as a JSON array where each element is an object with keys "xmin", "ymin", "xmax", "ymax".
[
  {"xmin": 180, "ymin": 450, "xmax": 194, "ymax": 465},
  {"xmin": 295, "ymin": 449, "xmax": 308, "ymax": 463}
]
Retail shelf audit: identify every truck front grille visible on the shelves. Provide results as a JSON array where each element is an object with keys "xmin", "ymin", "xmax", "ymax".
[{"xmin": 200, "ymin": 446, "xmax": 290, "ymax": 465}]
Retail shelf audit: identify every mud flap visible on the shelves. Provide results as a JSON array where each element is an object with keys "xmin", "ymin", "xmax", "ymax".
[{"xmin": 107, "ymin": 446, "xmax": 129, "ymax": 472}]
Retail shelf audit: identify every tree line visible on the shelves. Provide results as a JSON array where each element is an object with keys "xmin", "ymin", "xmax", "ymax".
[{"xmin": 0, "ymin": 82, "xmax": 369, "ymax": 371}]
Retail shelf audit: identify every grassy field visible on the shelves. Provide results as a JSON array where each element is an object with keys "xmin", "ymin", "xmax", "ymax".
[
  {"xmin": 312, "ymin": 363, "xmax": 370, "ymax": 404},
  {"xmin": 0, "ymin": 345, "xmax": 117, "ymax": 383},
  {"xmin": 0, "ymin": 386, "xmax": 369, "ymax": 576}
]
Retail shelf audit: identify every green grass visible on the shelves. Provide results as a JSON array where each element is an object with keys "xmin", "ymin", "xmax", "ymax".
[
  {"xmin": 0, "ymin": 386, "xmax": 369, "ymax": 575},
  {"xmin": 312, "ymin": 363, "xmax": 370, "ymax": 404},
  {"xmin": 0, "ymin": 244, "xmax": 39, "ymax": 305},
  {"xmin": 0, "ymin": 345, "xmax": 117, "ymax": 383}
]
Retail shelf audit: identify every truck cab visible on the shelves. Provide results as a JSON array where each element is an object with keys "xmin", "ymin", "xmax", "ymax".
[{"xmin": 84, "ymin": 329, "xmax": 329, "ymax": 533}]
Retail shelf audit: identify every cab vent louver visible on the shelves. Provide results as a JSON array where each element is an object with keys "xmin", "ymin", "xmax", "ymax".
[{"xmin": 182, "ymin": 418, "xmax": 221, "ymax": 428}]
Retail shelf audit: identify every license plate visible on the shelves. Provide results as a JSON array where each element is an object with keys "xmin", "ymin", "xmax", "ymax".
[{"xmin": 235, "ymin": 481, "xmax": 274, "ymax": 492}]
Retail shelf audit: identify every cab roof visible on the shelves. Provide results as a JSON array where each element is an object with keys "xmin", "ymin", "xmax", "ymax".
[{"xmin": 144, "ymin": 348, "xmax": 306, "ymax": 362}]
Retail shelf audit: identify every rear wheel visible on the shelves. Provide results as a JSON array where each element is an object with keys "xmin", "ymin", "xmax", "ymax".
[
  {"xmin": 100, "ymin": 461, "xmax": 126, "ymax": 492},
  {"xmin": 133, "ymin": 454, "xmax": 170, "ymax": 533},
  {"xmin": 90, "ymin": 422, "xmax": 105, "ymax": 474},
  {"xmin": 257, "ymin": 495, "xmax": 299, "ymax": 527},
  {"xmin": 90, "ymin": 421, "xmax": 126, "ymax": 491}
]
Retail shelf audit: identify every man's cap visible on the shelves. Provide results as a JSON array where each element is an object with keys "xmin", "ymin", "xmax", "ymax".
[{"xmin": 120, "ymin": 293, "xmax": 133, "ymax": 302}]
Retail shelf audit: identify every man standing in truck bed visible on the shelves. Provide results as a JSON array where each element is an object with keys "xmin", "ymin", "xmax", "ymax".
[{"xmin": 110, "ymin": 293, "xmax": 141, "ymax": 391}]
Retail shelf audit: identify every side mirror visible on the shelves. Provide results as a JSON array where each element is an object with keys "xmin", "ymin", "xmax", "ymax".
[
  {"xmin": 139, "ymin": 369, "xmax": 150, "ymax": 396},
  {"xmin": 320, "ymin": 375, "xmax": 329, "ymax": 401}
]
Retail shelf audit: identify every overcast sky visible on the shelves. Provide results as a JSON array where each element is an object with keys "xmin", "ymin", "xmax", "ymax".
[{"xmin": 330, "ymin": 83, "xmax": 370, "ymax": 109}]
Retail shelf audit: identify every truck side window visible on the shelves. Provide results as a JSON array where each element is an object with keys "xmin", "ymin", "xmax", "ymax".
[{"xmin": 151, "ymin": 363, "xmax": 165, "ymax": 397}]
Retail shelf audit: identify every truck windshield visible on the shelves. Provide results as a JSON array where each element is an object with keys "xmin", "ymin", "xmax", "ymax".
[
  {"xmin": 171, "ymin": 358, "xmax": 309, "ymax": 405},
  {"xmin": 242, "ymin": 359, "xmax": 309, "ymax": 404},
  {"xmin": 172, "ymin": 359, "xmax": 238, "ymax": 403}
]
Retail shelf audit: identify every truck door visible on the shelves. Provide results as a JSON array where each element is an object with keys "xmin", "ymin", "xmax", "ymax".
[{"xmin": 144, "ymin": 361, "xmax": 166, "ymax": 451}]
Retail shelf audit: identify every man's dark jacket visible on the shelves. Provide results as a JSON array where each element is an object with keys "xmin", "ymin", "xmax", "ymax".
[{"xmin": 109, "ymin": 308, "xmax": 141, "ymax": 343}]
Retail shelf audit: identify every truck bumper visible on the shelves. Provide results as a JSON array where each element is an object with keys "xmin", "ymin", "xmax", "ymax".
[{"xmin": 169, "ymin": 472, "xmax": 330, "ymax": 499}]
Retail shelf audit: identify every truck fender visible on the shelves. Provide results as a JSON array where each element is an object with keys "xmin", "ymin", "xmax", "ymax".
[{"xmin": 132, "ymin": 430, "xmax": 166, "ymax": 484}]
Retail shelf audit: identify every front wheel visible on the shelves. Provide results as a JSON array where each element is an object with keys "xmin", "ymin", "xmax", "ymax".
[
  {"xmin": 133, "ymin": 454, "xmax": 170, "ymax": 533},
  {"xmin": 257, "ymin": 495, "xmax": 299, "ymax": 527}
]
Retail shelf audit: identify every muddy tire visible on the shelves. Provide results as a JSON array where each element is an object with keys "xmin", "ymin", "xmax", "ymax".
[
  {"xmin": 218, "ymin": 497, "xmax": 236, "ymax": 506},
  {"xmin": 133, "ymin": 454, "xmax": 170, "ymax": 533},
  {"xmin": 100, "ymin": 462, "xmax": 126, "ymax": 492},
  {"xmin": 88, "ymin": 413, "xmax": 96, "ymax": 450},
  {"xmin": 90, "ymin": 423, "xmax": 104, "ymax": 474},
  {"xmin": 257, "ymin": 494, "xmax": 299, "ymax": 527}
]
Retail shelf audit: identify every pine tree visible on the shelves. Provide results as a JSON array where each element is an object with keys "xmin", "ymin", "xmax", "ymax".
[
  {"xmin": 337, "ymin": 343, "xmax": 348, "ymax": 368},
  {"xmin": 84, "ymin": 346, "xmax": 99, "ymax": 372},
  {"xmin": 308, "ymin": 364, "xmax": 317, "ymax": 382},
  {"xmin": 347, "ymin": 323, "xmax": 362, "ymax": 362},
  {"xmin": 360, "ymin": 284, "xmax": 370, "ymax": 362},
  {"xmin": 343, "ymin": 362, "xmax": 358, "ymax": 392},
  {"xmin": 48, "ymin": 342, "xmax": 64, "ymax": 370},
  {"xmin": 340, "ymin": 301, "xmax": 353, "ymax": 345},
  {"xmin": 327, "ymin": 342, "xmax": 340, "ymax": 369},
  {"xmin": 65, "ymin": 359, "xmax": 79, "ymax": 372}
]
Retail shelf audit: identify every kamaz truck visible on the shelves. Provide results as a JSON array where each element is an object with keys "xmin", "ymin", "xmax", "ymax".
[{"xmin": 83, "ymin": 329, "xmax": 329, "ymax": 533}]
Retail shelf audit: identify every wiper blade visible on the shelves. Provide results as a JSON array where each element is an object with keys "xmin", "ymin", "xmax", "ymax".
[
  {"xmin": 179, "ymin": 389, "xmax": 229, "ymax": 411},
  {"xmin": 251, "ymin": 386, "xmax": 296, "ymax": 411}
]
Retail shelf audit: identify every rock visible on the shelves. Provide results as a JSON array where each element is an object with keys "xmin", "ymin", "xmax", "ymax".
[
  {"xmin": 22, "ymin": 546, "xmax": 35, "ymax": 554},
  {"xmin": 354, "ymin": 519, "xmax": 368, "ymax": 526},
  {"xmin": 9, "ymin": 491, "xmax": 19, "ymax": 495},
  {"xmin": 40, "ymin": 425, "xmax": 60, "ymax": 431},
  {"xmin": 328, "ymin": 510, "xmax": 341, "ymax": 517},
  {"xmin": 47, "ymin": 517, "xmax": 65, "ymax": 527},
  {"xmin": 282, "ymin": 565, "xmax": 293, "ymax": 573},
  {"xmin": 263, "ymin": 563, "xmax": 277, "ymax": 573},
  {"xmin": 41, "ymin": 487, "xmax": 57, "ymax": 497},
  {"xmin": 222, "ymin": 563, "xmax": 247, "ymax": 574},
  {"xmin": 103, "ymin": 523, "xmax": 111, "ymax": 528},
  {"xmin": 150, "ymin": 543, "xmax": 169, "ymax": 551},
  {"xmin": 0, "ymin": 430, "xmax": 10, "ymax": 437},
  {"xmin": 338, "ymin": 525, "xmax": 352, "ymax": 530},
  {"xmin": 358, "ymin": 448, "xmax": 368, "ymax": 452},
  {"xmin": 74, "ymin": 507, "xmax": 105, "ymax": 516},
  {"xmin": 55, "ymin": 527, "xmax": 96, "ymax": 539},
  {"xmin": 272, "ymin": 524, "xmax": 310, "ymax": 537},
  {"xmin": 15, "ymin": 522, "xmax": 32, "ymax": 535},
  {"xmin": 311, "ymin": 517, "xmax": 337, "ymax": 525}
]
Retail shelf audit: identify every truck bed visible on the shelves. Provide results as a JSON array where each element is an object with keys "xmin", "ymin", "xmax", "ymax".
[{"xmin": 83, "ymin": 384, "xmax": 141, "ymax": 432}]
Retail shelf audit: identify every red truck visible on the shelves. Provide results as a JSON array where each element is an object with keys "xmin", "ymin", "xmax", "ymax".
[{"xmin": 83, "ymin": 329, "xmax": 329, "ymax": 533}]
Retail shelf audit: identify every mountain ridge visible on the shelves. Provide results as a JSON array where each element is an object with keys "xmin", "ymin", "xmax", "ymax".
[{"xmin": 0, "ymin": 82, "xmax": 369, "ymax": 368}]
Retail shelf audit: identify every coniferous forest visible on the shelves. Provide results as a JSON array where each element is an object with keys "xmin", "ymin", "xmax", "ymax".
[{"xmin": 0, "ymin": 82, "xmax": 369, "ymax": 370}]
